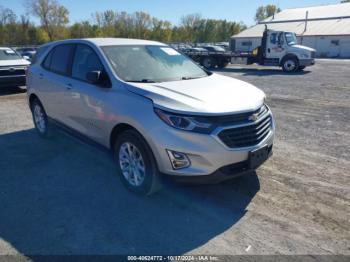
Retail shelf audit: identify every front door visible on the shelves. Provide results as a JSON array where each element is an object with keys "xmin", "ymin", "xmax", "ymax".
[
  {"xmin": 265, "ymin": 32, "xmax": 285, "ymax": 60},
  {"xmin": 66, "ymin": 44, "xmax": 112, "ymax": 144}
]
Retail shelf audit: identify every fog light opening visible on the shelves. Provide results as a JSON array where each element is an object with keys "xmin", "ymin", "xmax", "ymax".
[{"xmin": 166, "ymin": 150, "xmax": 191, "ymax": 170}]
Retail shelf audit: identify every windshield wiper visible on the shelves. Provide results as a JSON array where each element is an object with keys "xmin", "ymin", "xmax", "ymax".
[
  {"xmin": 126, "ymin": 79, "xmax": 157, "ymax": 83},
  {"xmin": 181, "ymin": 76, "xmax": 206, "ymax": 80}
]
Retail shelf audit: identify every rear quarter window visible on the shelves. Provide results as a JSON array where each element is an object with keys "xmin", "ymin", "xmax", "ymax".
[
  {"xmin": 42, "ymin": 50, "xmax": 53, "ymax": 69},
  {"xmin": 32, "ymin": 45, "xmax": 49, "ymax": 64}
]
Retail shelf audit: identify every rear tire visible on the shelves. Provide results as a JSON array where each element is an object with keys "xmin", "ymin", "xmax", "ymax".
[
  {"xmin": 282, "ymin": 57, "xmax": 299, "ymax": 72},
  {"xmin": 30, "ymin": 98, "xmax": 54, "ymax": 138},
  {"xmin": 217, "ymin": 61, "xmax": 229, "ymax": 69},
  {"xmin": 201, "ymin": 57, "xmax": 216, "ymax": 69},
  {"xmin": 114, "ymin": 130, "xmax": 161, "ymax": 196}
]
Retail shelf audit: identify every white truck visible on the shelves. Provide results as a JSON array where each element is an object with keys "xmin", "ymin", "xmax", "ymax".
[
  {"xmin": 0, "ymin": 47, "xmax": 30, "ymax": 87},
  {"xmin": 239, "ymin": 28, "xmax": 316, "ymax": 72},
  {"xmin": 183, "ymin": 28, "xmax": 316, "ymax": 72}
]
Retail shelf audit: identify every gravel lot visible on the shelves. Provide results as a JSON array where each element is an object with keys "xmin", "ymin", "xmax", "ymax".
[{"xmin": 0, "ymin": 60, "xmax": 349, "ymax": 257}]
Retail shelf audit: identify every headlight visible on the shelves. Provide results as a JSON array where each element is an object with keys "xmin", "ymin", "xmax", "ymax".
[
  {"xmin": 300, "ymin": 53, "xmax": 309, "ymax": 58},
  {"xmin": 154, "ymin": 108, "xmax": 216, "ymax": 134}
]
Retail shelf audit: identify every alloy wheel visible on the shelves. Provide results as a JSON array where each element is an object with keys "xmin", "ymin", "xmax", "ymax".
[
  {"xmin": 119, "ymin": 142, "xmax": 146, "ymax": 187},
  {"xmin": 33, "ymin": 104, "xmax": 46, "ymax": 133}
]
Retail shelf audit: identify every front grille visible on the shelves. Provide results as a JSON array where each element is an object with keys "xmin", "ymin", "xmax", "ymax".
[
  {"xmin": 0, "ymin": 67, "xmax": 26, "ymax": 77},
  {"xmin": 311, "ymin": 51, "xmax": 316, "ymax": 58},
  {"xmin": 217, "ymin": 112, "xmax": 272, "ymax": 148}
]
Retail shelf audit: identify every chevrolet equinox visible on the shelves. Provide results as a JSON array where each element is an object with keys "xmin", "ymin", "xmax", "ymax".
[{"xmin": 27, "ymin": 38, "xmax": 275, "ymax": 195}]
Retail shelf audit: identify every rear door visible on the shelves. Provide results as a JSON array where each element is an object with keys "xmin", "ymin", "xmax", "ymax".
[{"xmin": 38, "ymin": 44, "xmax": 75, "ymax": 124}]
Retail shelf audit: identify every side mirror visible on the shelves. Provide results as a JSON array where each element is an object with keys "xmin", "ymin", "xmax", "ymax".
[
  {"xmin": 23, "ymin": 55, "xmax": 30, "ymax": 61},
  {"xmin": 86, "ymin": 70, "xmax": 110, "ymax": 87}
]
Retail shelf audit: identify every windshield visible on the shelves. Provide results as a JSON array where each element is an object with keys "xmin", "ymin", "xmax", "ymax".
[
  {"xmin": 0, "ymin": 49, "xmax": 22, "ymax": 60},
  {"xmin": 284, "ymin": 32, "xmax": 297, "ymax": 46},
  {"xmin": 102, "ymin": 45, "xmax": 208, "ymax": 83}
]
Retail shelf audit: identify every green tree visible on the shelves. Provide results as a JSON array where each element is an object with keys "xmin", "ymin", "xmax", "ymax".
[
  {"xmin": 26, "ymin": 0, "xmax": 69, "ymax": 41},
  {"xmin": 132, "ymin": 11, "xmax": 152, "ymax": 39},
  {"xmin": 70, "ymin": 21, "xmax": 100, "ymax": 38},
  {"xmin": 151, "ymin": 18, "xmax": 173, "ymax": 42},
  {"xmin": 177, "ymin": 17, "xmax": 246, "ymax": 43},
  {"xmin": 255, "ymin": 4, "xmax": 281, "ymax": 23},
  {"xmin": 0, "ymin": 5, "xmax": 246, "ymax": 45},
  {"xmin": 180, "ymin": 13, "xmax": 202, "ymax": 42}
]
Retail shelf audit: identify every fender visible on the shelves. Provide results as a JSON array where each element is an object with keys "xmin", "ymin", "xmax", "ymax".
[{"xmin": 280, "ymin": 54, "xmax": 299, "ymax": 66}]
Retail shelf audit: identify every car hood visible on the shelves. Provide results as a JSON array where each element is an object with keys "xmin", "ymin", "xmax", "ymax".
[
  {"xmin": 0, "ymin": 59, "xmax": 30, "ymax": 67},
  {"xmin": 125, "ymin": 73, "xmax": 265, "ymax": 115},
  {"xmin": 291, "ymin": 44, "xmax": 316, "ymax": 52}
]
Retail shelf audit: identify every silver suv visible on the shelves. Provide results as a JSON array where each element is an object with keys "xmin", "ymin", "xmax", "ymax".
[{"xmin": 27, "ymin": 38, "xmax": 274, "ymax": 195}]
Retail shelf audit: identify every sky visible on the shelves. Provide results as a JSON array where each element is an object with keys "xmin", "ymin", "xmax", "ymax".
[{"xmin": 1, "ymin": 0, "xmax": 341, "ymax": 26}]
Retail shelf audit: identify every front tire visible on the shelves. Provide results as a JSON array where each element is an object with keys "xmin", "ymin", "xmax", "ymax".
[
  {"xmin": 30, "ymin": 98, "xmax": 54, "ymax": 138},
  {"xmin": 282, "ymin": 57, "xmax": 299, "ymax": 72},
  {"xmin": 114, "ymin": 130, "xmax": 161, "ymax": 195}
]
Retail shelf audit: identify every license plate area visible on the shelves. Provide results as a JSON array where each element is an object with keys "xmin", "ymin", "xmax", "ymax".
[{"xmin": 249, "ymin": 145, "xmax": 269, "ymax": 169}]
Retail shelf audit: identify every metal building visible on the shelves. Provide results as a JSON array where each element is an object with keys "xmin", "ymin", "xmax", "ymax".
[{"xmin": 231, "ymin": 3, "xmax": 350, "ymax": 58}]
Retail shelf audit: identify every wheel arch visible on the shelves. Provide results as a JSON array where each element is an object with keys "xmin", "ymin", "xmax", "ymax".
[
  {"xmin": 109, "ymin": 122, "xmax": 161, "ymax": 171},
  {"xmin": 29, "ymin": 93, "xmax": 40, "ymax": 107},
  {"xmin": 109, "ymin": 123, "xmax": 143, "ymax": 150},
  {"xmin": 280, "ymin": 53, "xmax": 299, "ymax": 66}
]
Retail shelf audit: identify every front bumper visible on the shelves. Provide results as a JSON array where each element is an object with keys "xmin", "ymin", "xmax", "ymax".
[
  {"xmin": 299, "ymin": 59, "xmax": 315, "ymax": 67},
  {"xmin": 0, "ymin": 75, "xmax": 26, "ymax": 86},
  {"xmin": 145, "ymin": 112, "xmax": 275, "ymax": 177},
  {"xmin": 164, "ymin": 145, "xmax": 273, "ymax": 183}
]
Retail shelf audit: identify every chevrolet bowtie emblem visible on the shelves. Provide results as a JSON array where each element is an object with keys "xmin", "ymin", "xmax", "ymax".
[{"xmin": 249, "ymin": 113, "xmax": 259, "ymax": 121}]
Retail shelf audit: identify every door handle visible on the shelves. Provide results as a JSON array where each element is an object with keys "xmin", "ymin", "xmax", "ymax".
[{"xmin": 66, "ymin": 83, "xmax": 73, "ymax": 90}]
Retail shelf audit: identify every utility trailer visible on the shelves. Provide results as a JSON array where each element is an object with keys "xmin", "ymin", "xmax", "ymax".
[
  {"xmin": 182, "ymin": 28, "xmax": 316, "ymax": 73},
  {"xmin": 181, "ymin": 49, "xmax": 237, "ymax": 69}
]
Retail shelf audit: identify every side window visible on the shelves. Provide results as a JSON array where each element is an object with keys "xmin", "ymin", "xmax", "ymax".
[
  {"xmin": 42, "ymin": 50, "xmax": 53, "ymax": 69},
  {"xmin": 72, "ymin": 44, "xmax": 104, "ymax": 82},
  {"xmin": 278, "ymin": 33, "xmax": 284, "ymax": 45},
  {"xmin": 270, "ymin": 33, "xmax": 277, "ymax": 44},
  {"xmin": 49, "ymin": 44, "xmax": 74, "ymax": 75}
]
